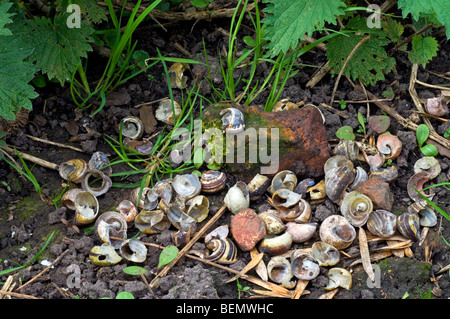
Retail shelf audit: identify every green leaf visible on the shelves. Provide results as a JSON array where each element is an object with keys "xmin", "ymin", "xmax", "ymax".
[
  {"xmin": 262, "ymin": 0, "xmax": 346, "ymax": 57},
  {"xmin": 56, "ymin": 0, "xmax": 107, "ymax": 24},
  {"xmin": 420, "ymin": 144, "xmax": 438, "ymax": 157},
  {"xmin": 383, "ymin": 17, "xmax": 404, "ymax": 43},
  {"xmin": 444, "ymin": 127, "xmax": 450, "ymax": 138},
  {"xmin": 158, "ymin": 245, "xmax": 179, "ymax": 268},
  {"xmin": 408, "ymin": 35, "xmax": 438, "ymax": 67},
  {"xmin": 357, "ymin": 112, "xmax": 366, "ymax": 134},
  {"xmin": 416, "ymin": 123, "xmax": 430, "ymax": 148},
  {"xmin": 122, "ymin": 266, "xmax": 148, "ymax": 276},
  {"xmin": 336, "ymin": 126, "xmax": 355, "ymax": 141},
  {"xmin": 190, "ymin": 0, "xmax": 213, "ymax": 8},
  {"xmin": 0, "ymin": 2, "xmax": 13, "ymax": 36},
  {"xmin": 116, "ymin": 291, "xmax": 135, "ymax": 299}
]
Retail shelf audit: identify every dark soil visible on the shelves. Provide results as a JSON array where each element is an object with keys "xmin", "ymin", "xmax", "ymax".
[{"xmin": 1, "ymin": 3, "xmax": 449, "ymax": 303}]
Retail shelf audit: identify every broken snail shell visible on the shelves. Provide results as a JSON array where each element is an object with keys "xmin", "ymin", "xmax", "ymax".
[
  {"xmin": 270, "ymin": 170, "xmax": 297, "ymax": 193},
  {"xmin": 200, "ymin": 170, "xmax": 226, "ymax": 194},
  {"xmin": 311, "ymin": 242, "xmax": 340, "ymax": 267},
  {"xmin": 119, "ymin": 239, "xmax": 147, "ymax": 263},
  {"xmin": 259, "ymin": 232, "xmax": 293, "ymax": 256},
  {"xmin": 95, "ymin": 211, "xmax": 128, "ymax": 249},
  {"xmin": 248, "ymin": 173, "xmax": 270, "ymax": 200},
  {"xmin": 366, "ymin": 209, "xmax": 397, "ymax": 238},
  {"xmin": 294, "ymin": 178, "xmax": 315, "ymax": 196},
  {"xmin": 117, "ymin": 199, "xmax": 138, "ymax": 223},
  {"xmin": 349, "ymin": 166, "xmax": 368, "ymax": 189},
  {"xmin": 220, "ymin": 107, "xmax": 245, "ymax": 134},
  {"xmin": 376, "ymin": 133, "xmax": 402, "ymax": 161},
  {"xmin": 418, "ymin": 205, "xmax": 437, "ymax": 227},
  {"xmin": 120, "ymin": 116, "xmax": 144, "ymax": 140},
  {"xmin": 396, "ymin": 212, "xmax": 420, "ymax": 241},
  {"xmin": 332, "ymin": 139, "xmax": 360, "ymax": 162},
  {"xmin": 272, "ymin": 98, "xmax": 299, "ymax": 112},
  {"xmin": 89, "ymin": 244, "xmax": 122, "ymax": 267},
  {"xmin": 364, "ymin": 152, "xmax": 386, "ymax": 170},
  {"xmin": 205, "ymin": 225, "xmax": 229, "ymax": 244},
  {"xmin": 59, "ymin": 159, "xmax": 89, "ymax": 184},
  {"xmin": 323, "ymin": 155, "xmax": 350, "ymax": 176},
  {"xmin": 134, "ymin": 209, "xmax": 169, "ymax": 234},
  {"xmin": 319, "ymin": 215, "xmax": 356, "ymax": 250},
  {"xmin": 168, "ymin": 62, "xmax": 189, "ymax": 89},
  {"xmin": 74, "ymin": 191, "xmax": 99, "ymax": 225},
  {"xmin": 325, "ymin": 159, "xmax": 356, "ymax": 203},
  {"xmin": 267, "ymin": 256, "xmax": 296, "ymax": 289},
  {"xmin": 414, "ymin": 156, "xmax": 441, "ymax": 180},
  {"xmin": 369, "ymin": 165, "xmax": 398, "ymax": 183},
  {"xmin": 172, "ymin": 173, "xmax": 202, "ymax": 200},
  {"xmin": 407, "ymin": 171, "xmax": 435, "ymax": 204},
  {"xmin": 89, "ymin": 151, "xmax": 112, "ymax": 176},
  {"xmin": 224, "ymin": 181, "xmax": 250, "ymax": 214},
  {"xmin": 259, "ymin": 210, "xmax": 286, "ymax": 235},
  {"xmin": 81, "ymin": 169, "xmax": 112, "ymax": 197},
  {"xmin": 425, "ymin": 96, "xmax": 448, "ymax": 117},
  {"xmin": 285, "ymin": 222, "xmax": 317, "ymax": 243},
  {"xmin": 307, "ymin": 180, "xmax": 327, "ymax": 205},
  {"xmin": 155, "ymin": 99, "xmax": 182, "ymax": 125},
  {"xmin": 186, "ymin": 195, "xmax": 210, "ymax": 223},
  {"xmin": 123, "ymin": 138, "xmax": 153, "ymax": 155},
  {"xmin": 290, "ymin": 250, "xmax": 320, "ymax": 280},
  {"xmin": 131, "ymin": 187, "xmax": 158, "ymax": 211},
  {"xmin": 295, "ymin": 198, "xmax": 312, "ymax": 223},
  {"xmin": 272, "ymin": 189, "xmax": 302, "ymax": 209},
  {"xmin": 325, "ymin": 268, "xmax": 352, "ymax": 290},
  {"xmin": 205, "ymin": 238, "xmax": 237, "ymax": 265},
  {"xmin": 162, "ymin": 200, "xmax": 197, "ymax": 233},
  {"xmin": 340, "ymin": 191, "xmax": 373, "ymax": 227},
  {"xmin": 62, "ymin": 188, "xmax": 84, "ymax": 210}
]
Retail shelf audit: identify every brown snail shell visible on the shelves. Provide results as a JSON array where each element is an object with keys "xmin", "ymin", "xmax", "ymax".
[
  {"xmin": 224, "ymin": 181, "xmax": 250, "ymax": 214},
  {"xmin": 325, "ymin": 160, "xmax": 356, "ymax": 203},
  {"xmin": 424, "ymin": 96, "xmax": 448, "ymax": 117},
  {"xmin": 205, "ymin": 225, "xmax": 229, "ymax": 244},
  {"xmin": 319, "ymin": 215, "xmax": 356, "ymax": 250},
  {"xmin": 323, "ymin": 155, "xmax": 350, "ymax": 176},
  {"xmin": 307, "ymin": 179, "xmax": 327, "ymax": 205},
  {"xmin": 131, "ymin": 187, "xmax": 158, "ymax": 211},
  {"xmin": 88, "ymin": 151, "xmax": 112, "ymax": 176},
  {"xmin": 123, "ymin": 138, "xmax": 153, "ymax": 155},
  {"xmin": 95, "ymin": 211, "xmax": 128, "ymax": 249},
  {"xmin": 74, "ymin": 191, "xmax": 99, "ymax": 225},
  {"xmin": 332, "ymin": 139, "xmax": 360, "ymax": 161},
  {"xmin": 267, "ymin": 256, "xmax": 296, "ymax": 289},
  {"xmin": 369, "ymin": 165, "xmax": 398, "ymax": 183},
  {"xmin": 366, "ymin": 209, "xmax": 397, "ymax": 238},
  {"xmin": 81, "ymin": 169, "xmax": 112, "ymax": 197},
  {"xmin": 155, "ymin": 99, "xmax": 182, "ymax": 125},
  {"xmin": 364, "ymin": 152, "xmax": 385, "ymax": 170},
  {"xmin": 396, "ymin": 212, "xmax": 420, "ymax": 241},
  {"xmin": 407, "ymin": 171, "xmax": 435, "ymax": 205},
  {"xmin": 89, "ymin": 244, "xmax": 122, "ymax": 267},
  {"xmin": 118, "ymin": 239, "xmax": 147, "ymax": 263},
  {"xmin": 349, "ymin": 166, "xmax": 368, "ymax": 189},
  {"xmin": 285, "ymin": 222, "xmax": 317, "ymax": 243},
  {"xmin": 376, "ymin": 133, "xmax": 402, "ymax": 161},
  {"xmin": 120, "ymin": 116, "xmax": 143, "ymax": 140},
  {"xmin": 117, "ymin": 200, "xmax": 138, "ymax": 223},
  {"xmin": 200, "ymin": 170, "xmax": 226, "ymax": 194},
  {"xmin": 219, "ymin": 107, "xmax": 245, "ymax": 134},
  {"xmin": 59, "ymin": 159, "xmax": 88, "ymax": 184},
  {"xmin": 259, "ymin": 210, "xmax": 286, "ymax": 235},
  {"xmin": 325, "ymin": 268, "xmax": 352, "ymax": 290},
  {"xmin": 272, "ymin": 98, "xmax": 299, "ymax": 112},
  {"xmin": 134, "ymin": 209, "xmax": 169, "ymax": 235},
  {"xmin": 205, "ymin": 238, "xmax": 237, "ymax": 264},
  {"xmin": 259, "ymin": 232, "xmax": 292, "ymax": 256},
  {"xmin": 340, "ymin": 191, "xmax": 373, "ymax": 227},
  {"xmin": 248, "ymin": 173, "xmax": 270, "ymax": 200},
  {"xmin": 290, "ymin": 250, "xmax": 320, "ymax": 280},
  {"xmin": 311, "ymin": 241, "xmax": 340, "ymax": 267},
  {"xmin": 414, "ymin": 157, "xmax": 441, "ymax": 180},
  {"xmin": 168, "ymin": 62, "xmax": 189, "ymax": 89},
  {"xmin": 62, "ymin": 188, "xmax": 84, "ymax": 210},
  {"xmin": 294, "ymin": 198, "xmax": 312, "ymax": 223}
]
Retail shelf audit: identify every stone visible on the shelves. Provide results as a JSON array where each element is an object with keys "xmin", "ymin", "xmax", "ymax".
[
  {"xmin": 201, "ymin": 103, "xmax": 330, "ymax": 183},
  {"xmin": 230, "ymin": 208, "xmax": 266, "ymax": 252},
  {"xmin": 353, "ymin": 176, "xmax": 394, "ymax": 211}
]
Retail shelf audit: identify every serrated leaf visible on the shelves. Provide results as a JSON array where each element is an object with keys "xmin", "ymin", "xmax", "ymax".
[
  {"xmin": 383, "ymin": 18, "xmax": 404, "ymax": 43},
  {"xmin": 408, "ymin": 35, "xmax": 438, "ymax": 67},
  {"xmin": 27, "ymin": 14, "xmax": 94, "ymax": 85},
  {"xmin": 56, "ymin": 0, "xmax": 107, "ymax": 24},
  {"xmin": 158, "ymin": 245, "xmax": 178, "ymax": 268},
  {"xmin": 262, "ymin": 0, "xmax": 346, "ymax": 57},
  {"xmin": 0, "ymin": 2, "xmax": 13, "ymax": 36}
]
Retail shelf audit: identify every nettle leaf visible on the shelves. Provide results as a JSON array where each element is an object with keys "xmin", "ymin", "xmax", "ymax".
[
  {"xmin": 383, "ymin": 18, "xmax": 404, "ymax": 43},
  {"xmin": 0, "ymin": 2, "xmax": 14, "ymax": 36},
  {"xmin": 326, "ymin": 17, "xmax": 395, "ymax": 86},
  {"xmin": 408, "ymin": 35, "xmax": 438, "ymax": 67},
  {"xmin": 56, "ymin": 0, "xmax": 107, "ymax": 24},
  {"xmin": 262, "ymin": 0, "xmax": 346, "ymax": 57},
  {"xmin": 27, "ymin": 14, "xmax": 94, "ymax": 85}
]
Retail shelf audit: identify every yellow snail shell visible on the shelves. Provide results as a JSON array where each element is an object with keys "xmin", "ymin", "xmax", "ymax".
[
  {"xmin": 59, "ymin": 159, "xmax": 88, "ymax": 184},
  {"xmin": 120, "ymin": 116, "xmax": 144, "ymax": 140},
  {"xmin": 89, "ymin": 244, "xmax": 122, "ymax": 267},
  {"xmin": 340, "ymin": 191, "xmax": 373, "ymax": 227}
]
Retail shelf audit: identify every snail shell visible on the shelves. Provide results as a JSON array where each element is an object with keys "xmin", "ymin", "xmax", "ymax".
[
  {"xmin": 307, "ymin": 179, "xmax": 327, "ymax": 205},
  {"xmin": 131, "ymin": 187, "xmax": 158, "ymax": 211},
  {"xmin": 418, "ymin": 205, "xmax": 437, "ymax": 227},
  {"xmin": 186, "ymin": 195, "xmax": 210, "ymax": 223},
  {"xmin": 162, "ymin": 200, "xmax": 197, "ymax": 233},
  {"xmin": 259, "ymin": 210, "xmax": 286, "ymax": 235},
  {"xmin": 205, "ymin": 238, "xmax": 237, "ymax": 265},
  {"xmin": 117, "ymin": 199, "xmax": 138, "ymax": 223},
  {"xmin": 272, "ymin": 189, "xmax": 302, "ymax": 209},
  {"xmin": 119, "ymin": 239, "xmax": 147, "ymax": 263},
  {"xmin": 324, "ymin": 155, "xmax": 350, "ymax": 176},
  {"xmin": 224, "ymin": 181, "xmax": 250, "ymax": 214},
  {"xmin": 205, "ymin": 224, "xmax": 229, "ymax": 244},
  {"xmin": 332, "ymin": 139, "xmax": 360, "ymax": 161},
  {"xmin": 259, "ymin": 232, "xmax": 293, "ymax": 256},
  {"xmin": 425, "ymin": 96, "xmax": 448, "ymax": 117},
  {"xmin": 349, "ymin": 166, "xmax": 368, "ymax": 190},
  {"xmin": 319, "ymin": 215, "xmax": 356, "ymax": 250},
  {"xmin": 364, "ymin": 152, "xmax": 386, "ymax": 170},
  {"xmin": 267, "ymin": 256, "xmax": 296, "ymax": 289},
  {"xmin": 272, "ymin": 98, "xmax": 299, "ymax": 112},
  {"xmin": 376, "ymin": 133, "xmax": 402, "ymax": 161},
  {"xmin": 219, "ymin": 107, "xmax": 245, "ymax": 134},
  {"xmin": 62, "ymin": 188, "xmax": 84, "ymax": 210},
  {"xmin": 59, "ymin": 159, "xmax": 88, "ymax": 184},
  {"xmin": 248, "ymin": 173, "xmax": 270, "ymax": 200},
  {"xmin": 74, "ymin": 191, "xmax": 99, "ymax": 225},
  {"xmin": 290, "ymin": 250, "xmax": 320, "ymax": 280},
  {"xmin": 89, "ymin": 244, "xmax": 122, "ymax": 267},
  {"xmin": 200, "ymin": 170, "xmax": 226, "ymax": 194},
  {"xmin": 88, "ymin": 151, "xmax": 112, "ymax": 176},
  {"xmin": 294, "ymin": 178, "xmax": 315, "ymax": 197},
  {"xmin": 369, "ymin": 165, "xmax": 398, "ymax": 183},
  {"xmin": 294, "ymin": 199, "xmax": 312, "ymax": 223},
  {"xmin": 325, "ymin": 160, "xmax": 356, "ymax": 203},
  {"xmin": 172, "ymin": 174, "xmax": 202, "ymax": 200},
  {"xmin": 366, "ymin": 209, "xmax": 397, "ymax": 238},
  {"xmin": 325, "ymin": 268, "xmax": 352, "ymax": 290},
  {"xmin": 168, "ymin": 62, "xmax": 188, "ymax": 89},
  {"xmin": 134, "ymin": 209, "xmax": 169, "ymax": 234},
  {"xmin": 81, "ymin": 169, "xmax": 112, "ymax": 197},
  {"xmin": 285, "ymin": 222, "xmax": 317, "ymax": 243},
  {"xmin": 270, "ymin": 170, "xmax": 297, "ymax": 193},
  {"xmin": 396, "ymin": 212, "xmax": 420, "ymax": 241},
  {"xmin": 155, "ymin": 99, "xmax": 182, "ymax": 125},
  {"xmin": 95, "ymin": 211, "xmax": 128, "ymax": 248},
  {"xmin": 123, "ymin": 138, "xmax": 153, "ymax": 155},
  {"xmin": 407, "ymin": 171, "xmax": 435, "ymax": 205},
  {"xmin": 311, "ymin": 241, "xmax": 340, "ymax": 267},
  {"xmin": 120, "ymin": 116, "xmax": 144, "ymax": 140},
  {"xmin": 340, "ymin": 191, "xmax": 373, "ymax": 227},
  {"xmin": 414, "ymin": 157, "xmax": 441, "ymax": 180}
]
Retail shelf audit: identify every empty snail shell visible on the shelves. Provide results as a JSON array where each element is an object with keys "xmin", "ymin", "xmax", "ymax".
[
  {"xmin": 205, "ymin": 238, "xmax": 237, "ymax": 264},
  {"xmin": 117, "ymin": 200, "xmax": 138, "ymax": 223},
  {"xmin": 224, "ymin": 181, "xmax": 250, "ymax": 214},
  {"xmin": 259, "ymin": 232, "xmax": 293, "ymax": 256},
  {"xmin": 120, "ymin": 116, "xmax": 144, "ymax": 140},
  {"xmin": 172, "ymin": 174, "xmax": 202, "ymax": 200},
  {"xmin": 319, "ymin": 215, "xmax": 356, "ymax": 250},
  {"xmin": 325, "ymin": 160, "xmax": 356, "ymax": 203},
  {"xmin": 407, "ymin": 171, "xmax": 435, "ymax": 204},
  {"xmin": 123, "ymin": 138, "xmax": 153, "ymax": 155},
  {"xmin": 323, "ymin": 155, "xmax": 350, "ymax": 176},
  {"xmin": 340, "ymin": 191, "xmax": 373, "ymax": 227},
  {"xmin": 325, "ymin": 268, "xmax": 352, "ymax": 290},
  {"xmin": 414, "ymin": 157, "xmax": 441, "ymax": 180},
  {"xmin": 407, "ymin": 201, "xmax": 427, "ymax": 215},
  {"xmin": 290, "ymin": 250, "xmax": 320, "ymax": 280},
  {"xmin": 62, "ymin": 188, "xmax": 84, "ymax": 210},
  {"xmin": 168, "ymin": 62, "xmax": 189, "ymax": 89},
  {"xmin": 89, "ymin": 244, "xmax": 122, "ymax": 267},
  {"xmin": 205, "ymin": 225, "xmax": 229, "ymax": 244},
  {"xmin": 267, "ymin": 256, "xmax": 296, "ymax": 289},
  {"xmin": 369, "ymin": 165, "xmax": 398, "ymax": 183},
  {"xmin": 272, "ymin": 189, "xmax": 302, "ymax": 209},
  {"xmin": 272, "ymin": 98, "xmax": 299, "ymax": 112},
  {"xmin": 248, "ymin": 173, "xmax": 270, "ymax": 200},
  {"xmin": 59, "ymin": 159, "xmax": 88, "ymax": 184},
  {"xmin": 200, "ymin": 170, "xmax": 226, "ymax": 194},
  {"xmin": 95, "ymin": 211, "xmax": 128, "ymax": 249},
  {"xmin": 153, "ymin": 180, "xmax": 173, "ymax": 203},
  {"xmin": 307, "ymin": 179, "xmax": 327, "ymax": 205},
  {"xmin": 366, "ymin": 209, "xmax": 397, "ymax": 238},
  {"xmin": 418, "ymin": 205, "xmax": 437, "ymax": 227},
  {"xmin": 397, "ymin": 212, "xmax": 420, "ymax": 241},
  {"xmin": 295, "ymin": 198, "xmax": 312, "ymax": 223},
  {"xmin": 270, "ymin": 170, "xmax": 297, "ymax": 193},
  {"xmin": 376, "ymin": 133, "xmax": 402, "ymax": 161},
  {"xmin": 349, "ymin": 166, "xmax": 368, "ymax": 190},
  {"xmin": 88, "ymin": 151, "xmax": 112, "ymax": 176},
  {"xmin": 74, "ymin": 191, "xmax": 99, "ymax": 225},
  {"xmin": 119, "ymin": 239, "xmax": 147, "ymax": 263},
  {"xmin": 285, "ymin": 222, "xmax": 317, "ymax": 243},
  {"xmin": 311, "ymin": 241, "xmax": 340, "ymax": 267},
  {"xmin": 259, "ymin": 210, "xmax": 286, "ymax": 235},
  {"xmin": 425, "ymin": 96, "xmax": 448, "ymax": 117},
  {"xmin": 186, "ymin": 195, "xmax": 210, "ymax": 223},
  {"xmin": 131, "ymin": 187, "xmax": 158, "ymax": 211},
  {"xmin": 162, "ymin": 200, "xmax": 197, "ymax": 233},
  {"xmin": 155, "ymin": 99, "xmax": 182, "ymax": 125},
  {"xmin": 219, "ymin": 107, "xmax": 245, "ymax": 134},
  {"xmin": 134, "ymin": 209, "xmax": 169, "ymax": 234},
  {"xmin": 364, "ymin": 152, "xmax": 385, "ymax": 170},
  {"xmin": 81, "ymin": 169, "xmax": 112, "ymax": 197},
  {"xmin": 294, "ymin": 178, "xmax": 315, "ymax": 196},
  {"xmin": 332, "ymin": 139, "xmax": 360, "ymax": 161}
]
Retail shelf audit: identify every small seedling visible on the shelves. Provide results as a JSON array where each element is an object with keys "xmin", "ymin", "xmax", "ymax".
[
  {"xmin": 235, "ymin": 276, "xmax": 250, "ymax": 299},
  {"xmin": 416, "ymin": 124, "xmax": 438, "ymax": 157},
  {"xmin": 123, "ymin": 266, "xmax": 148, "ymax": 276},
  {"xmin": 357, "ymin": 112, "xmax": 367, "ymax": 135},
  {"xmin": 158, "ymin": 245, "xmax": 179, "ymax": 268},
  {"xmin": 336, "ymin": 126, "xmax": 355, "ymax": 140},
  {"xmin": 338, "ymin": 100, "xmax": 347, "ymax": 110},
  {"xmin": 444, "ymin": 127, "xmax": 450, "ymax": 138}
]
